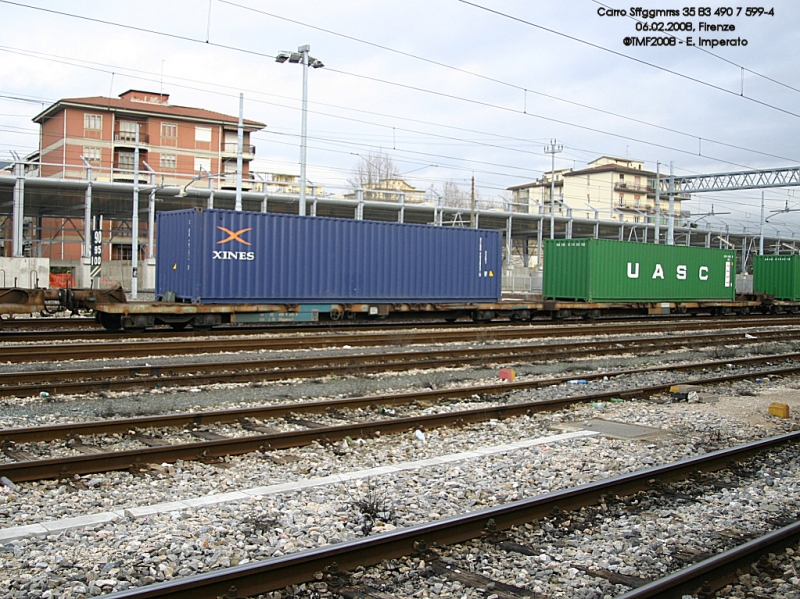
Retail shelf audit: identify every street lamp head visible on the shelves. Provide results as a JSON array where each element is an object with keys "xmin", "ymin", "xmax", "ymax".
[
  {"xmin": 275, "ymin": 51, "xmax": 290, "ymax": 63},
  {"xmin": 310, "ymin": 59, "xmax": 324, "ymax": 69}
]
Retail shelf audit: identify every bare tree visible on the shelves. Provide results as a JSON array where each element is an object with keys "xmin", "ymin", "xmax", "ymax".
[{"xmin": 350, "ymin": 151, "xmax": 399, "ymax": 187}]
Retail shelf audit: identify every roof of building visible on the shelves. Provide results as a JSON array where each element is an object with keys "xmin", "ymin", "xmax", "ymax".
[
  {"xmin": 568, "ymin": 163, "xmax": 654, "ymax": 177},
  {"xmin": 507, "ymin": 178, "xmax": 564, "ymax": 191},
  {"xmin": 32, "ymin": 93, "xmax": 266, "ymax": 130}
]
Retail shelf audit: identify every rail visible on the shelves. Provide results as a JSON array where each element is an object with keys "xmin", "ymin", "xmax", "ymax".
[
  {"xmin": 90, "ymin": 432, "xmax": 800, "ymax": 599},
  {"xmin": 2, "ymin": 354, "xmax": 800, "ymax": 481}
]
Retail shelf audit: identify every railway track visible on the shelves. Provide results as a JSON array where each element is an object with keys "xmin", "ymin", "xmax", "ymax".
[
  {"xmin": 3, "ymin": 315, "xmax": 799, "ymax": 598},
  {"xmin": 2, "ymin": 327, "xmax": 798, "ymax": 398},
  {"xmin": 2, "ymin": 315, "xmax": 800, "ymax": 347},
  {"xmin": 2, "ymin": 353, "xmax": 798, "ymax": 482},
  {"xmin": 66, "ymin": 431, "xmax": 800, "ymax": 599}
]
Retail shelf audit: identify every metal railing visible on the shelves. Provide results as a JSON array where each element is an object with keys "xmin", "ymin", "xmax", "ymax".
[
  {"xmin": 222, "ymin": 142, "xmax": 256, "ymax": 154},
  {"xmin": 113, "ymin": 132, "xmax": 150, "ymax": 144}
]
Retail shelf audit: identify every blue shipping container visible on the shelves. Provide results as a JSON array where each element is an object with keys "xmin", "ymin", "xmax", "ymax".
[{"xmin": 156, "ymin": 209, "xmax": 502, "ymax": 304}]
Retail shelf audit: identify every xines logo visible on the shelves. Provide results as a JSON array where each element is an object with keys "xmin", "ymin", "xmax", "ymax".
[{"xmin": 212, "ymin": 226, "xmax": 255, "ymax": 261}]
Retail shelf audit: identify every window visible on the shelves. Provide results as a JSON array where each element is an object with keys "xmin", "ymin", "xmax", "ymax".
[
  {"xmin": 118, "ymin": 152, "xmax": 135, "ymax": 170},
  {"xmin": 160, "ymin": 154, "xmax": 177, "ymax": 169},
  {"xmin": 111, "ymin": 244, "xmax": 144, "ymax": 260},
  {"xmin": 618, "ymin": 195, "xmax": 624, "ymax": 206},
  {"xmin": 84, "ymin": 114, "xmax": 102, "ymax": 130},
  {"xmin": 84, "ymin": 147, "xmax": 102, "ymax": 163},
  {"xmin": 112, "ymin": 244, "xmax": 132, "ymax": 260},
  {"xmin": 161, "ymin": 123, "xmax": 177, "ymax": 139},
  {"xmin": 195, "ymin": 126, "xmax": 212, "ymax": 143},
  {"xmin": 194, "ymin": 157, "xmax": 211, "ymax": 173},
  {"xmin": 118, "ymin": 120, "xmax": 139, "ymax": 142},
  {"xmin": 634, "ymin": 195, "xmax": 640, "ymax": 207},
  {"xmin": 586, "ymin": 175, "xmax": 590, "ymax": 185}
]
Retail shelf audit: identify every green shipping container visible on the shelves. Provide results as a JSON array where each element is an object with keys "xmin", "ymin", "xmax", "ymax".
[
  {"xmin": 753, "ymin": 255, "xmax": 800, "ymax": 300},
  {"xmin": 543, "ymin": 239, "xmax": 736, "ymax": 302}
]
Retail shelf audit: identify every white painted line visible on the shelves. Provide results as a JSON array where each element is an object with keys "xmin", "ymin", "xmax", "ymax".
[{"xmin": 0, "ymin": 430, "xmax": 598, "ymax": 543}]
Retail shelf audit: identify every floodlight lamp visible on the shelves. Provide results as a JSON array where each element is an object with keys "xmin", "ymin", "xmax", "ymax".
[
  {"xmin": 310, "ymin": 59, "xmax": 324, "ymax": 69},
  {"xmin": 275, "ymin": 51, "xmax": 290, "ymax": 63},
  {"xmin": 288, "ymin": 52, "xmax": 302, "ymax": 63}
]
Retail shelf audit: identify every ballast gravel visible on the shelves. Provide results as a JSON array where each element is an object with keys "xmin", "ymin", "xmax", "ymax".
[{"xmin": 0, "ymin": 345, "xmax": 799, "ymax": 598}]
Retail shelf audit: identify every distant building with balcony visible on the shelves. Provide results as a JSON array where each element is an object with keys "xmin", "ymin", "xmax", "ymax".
[
  {"xmin": 25, "ymin": 90, "xmax": 265, "ymax": 265},
  {"xmin": 508, "ymin": 156, "xmax": 689, "ymax": 225},
  {"xmin": 32, "ymin": 89, "xmax": 266, "ymax": 189}
]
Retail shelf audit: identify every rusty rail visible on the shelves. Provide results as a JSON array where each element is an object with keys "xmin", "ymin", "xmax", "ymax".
[
  {"xmin": 0, "ymin": 328, "xmax": 797, "ymax": 398},
  {"xmin": 96, "ymin": 432, "xmax": 800, "ymax": 599},
  {"xmin": 2, "ymin": 357, "xmax": 799, "ymax": 482},
  {"xmin": 1, "ymin": 352, "xmax": 798, "ymax": 445},
  {"xmin": 2, "ymin": 317, "xmax": 799, "ymax": 360},
  {"xmin": 617, "ymin": 520, "xmax": 800, "ymax": 598}
]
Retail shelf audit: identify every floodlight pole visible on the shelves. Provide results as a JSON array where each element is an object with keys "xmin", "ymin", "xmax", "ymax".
[
  {"xmin": 276, "ymin": 44, "xmax": 324, "ymax": 217},
  {"xmin": 299, "ymin": 45, "xmax": 310, "ymax": 217}
]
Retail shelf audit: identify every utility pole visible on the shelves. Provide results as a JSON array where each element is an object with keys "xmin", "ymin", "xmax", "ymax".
[
  {"xmin": 235, "ymin": 93, "xmax": 243, "ymax": 211},
  {"xmin": 470, "ymin": 175, "xmax": 475, "ymax": 227},
  {"xmin": 544, "ymin": 139, "xmax": 562, "ymax": 239},
  {"xmin": 654, "ymin": 161, "xmax": 660, "ymax": 244},
  {"xmin": 132, "ymin": 124, "xmax": 139, "ymax": 299},
  {"xmin": 667, "ymin": 161, "xmax": 675, "ymax": 245},
  {"xmin": 759, "ymin": 191, "xmax": 765, "ymax": 255}
]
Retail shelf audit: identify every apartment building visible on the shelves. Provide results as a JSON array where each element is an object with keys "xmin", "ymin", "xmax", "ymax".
[
  {"xmin": 33, "ymin": 89, "xmax": 266, "ymax": 186},
  {"xmin": 509, "ymin": 156, "xmax": 688, "ymax": 224},
  {"xmin": 24, "ymin": 90, "xmax": 266, "ymax": 265}
]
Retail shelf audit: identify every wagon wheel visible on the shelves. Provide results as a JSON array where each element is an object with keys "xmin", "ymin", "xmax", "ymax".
[{"xmin": 329, "ymin": 307, "xmax": 344, "ymax": 321}]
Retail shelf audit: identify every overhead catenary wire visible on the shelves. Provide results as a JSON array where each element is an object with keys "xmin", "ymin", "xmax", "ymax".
[
  {"xmin": 457, "ymin": 0, "xmax": 800, "ymax": 119},
  {"xmin": 219, "ymin": 0, "xmax": 800, "ymax": 163},
  {"xmin": 1, "ymin": 0, "xmax": 797, "ymax": 232},
  {"xmin": 0, "ymin": 0, "xmax": 796, "ymax": 171}
]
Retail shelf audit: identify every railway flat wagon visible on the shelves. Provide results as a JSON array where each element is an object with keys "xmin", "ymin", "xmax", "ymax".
[
  {"xmin": 156, "ymin": 208, "xmax": 502, "ymax": 304},
  {"xmin": 542, "ymin": 239, "xmax": 736, "ymax": 302},
  {"xmin": 753, "ymin": 255, "xmax": 800, "ymax": 301}
]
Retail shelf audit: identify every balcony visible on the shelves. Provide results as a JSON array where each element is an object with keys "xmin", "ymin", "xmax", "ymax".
[
  {"xmin": 114, "ymin": 131, "xmax": 150, "ymax": 146},
  {"xmin": 222, "ymin": 142, "xmax": 256, "ymax": 158},
  {"xmin": 219, "ymin": 172, "xmax": 253, "ymax": 191},
  {"xmin": 614, "ymin": 182, "xmax": 654, "ymax": 193}
]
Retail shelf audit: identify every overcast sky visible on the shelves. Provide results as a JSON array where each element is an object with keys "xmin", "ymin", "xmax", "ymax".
[{"xmin": 2, "ymin": 0, "xmax": 799, "ymax": 237}]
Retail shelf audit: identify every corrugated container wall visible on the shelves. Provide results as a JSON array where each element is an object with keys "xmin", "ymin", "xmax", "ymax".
[
  {"xmin": 753, "ymin": 255, "xmax": 800, "ymax": 300},
  {"xmin": 156, "ymin": 209, "xmax": 502, "ymax": 304},
  {"xmin": 542, "ymin": 239, "xmax": 736, "ymax": 302}
]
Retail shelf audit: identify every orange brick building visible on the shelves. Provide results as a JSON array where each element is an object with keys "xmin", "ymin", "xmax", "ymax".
[{"xmin": 29, "ymin": 90, "xmax": 266, "ymax": 264}]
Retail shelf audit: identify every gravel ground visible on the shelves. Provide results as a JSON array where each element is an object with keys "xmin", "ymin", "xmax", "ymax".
[{"xmin": 1, "ymin": 342, "xmax": 799, "ymax": 598}]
